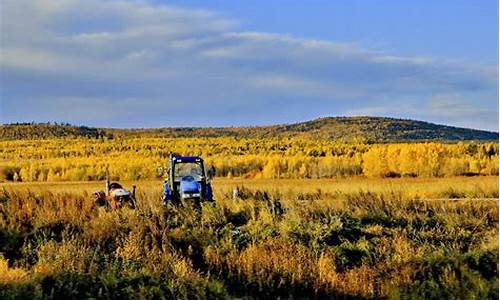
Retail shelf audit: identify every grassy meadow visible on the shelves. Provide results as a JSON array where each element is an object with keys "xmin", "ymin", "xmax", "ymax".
[
  {"xmin": 1, "ymin": 176, "xmax": 499, "ymax": 200},
  {"xmin": 0, "ymin": 176, "xmax": 498, "ymax": 299},
  {"xmin": 0, "ymin": 136, "xmax": 498, "ymax": 299}
]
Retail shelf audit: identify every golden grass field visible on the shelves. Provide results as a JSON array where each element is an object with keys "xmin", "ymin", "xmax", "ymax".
[
  {"xmin": 2, "ymin": 175, "xmax": 498, "ymax": 200},
  {"xmin": 0, "ymin": 175, "xmax": 498, "ymax": 299}
]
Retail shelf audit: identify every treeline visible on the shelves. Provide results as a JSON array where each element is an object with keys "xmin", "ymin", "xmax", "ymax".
[
  {"xmin": 0, "ymin": 123, "xmax": 104, "ymax": 140},
  {"xmin": 0, "ymin": 138, "xmax": 497, "ymax": 182},
  {"xmin": 363, "ymin": 143, "xmax": 498, "ymax": 177},
  {"xmin": 2, "ymin": 116, "xmax": 498, "ymax": 141}
]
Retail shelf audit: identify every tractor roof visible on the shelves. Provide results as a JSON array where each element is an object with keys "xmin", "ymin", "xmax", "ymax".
[{"xmin": 172, "ymin": 156, "xmax": 203, "ymax": 163}]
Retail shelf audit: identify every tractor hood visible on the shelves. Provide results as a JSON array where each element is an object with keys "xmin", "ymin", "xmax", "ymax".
[
  {"xmin": 110, "ymin": 188, "xmax": 130, "ymax": 198},
  {"xmin": 180, "ymin": 176, "xmax": 201, "ymax": 194}
]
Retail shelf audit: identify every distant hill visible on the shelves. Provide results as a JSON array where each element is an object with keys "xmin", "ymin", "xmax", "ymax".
[
  {"xmin": 1, "ymin": 117, "xmax": 498, "ymax": 142},
  {"xmin": 0, "ymin": 123, "xmax": 103, "ymax": 140}
]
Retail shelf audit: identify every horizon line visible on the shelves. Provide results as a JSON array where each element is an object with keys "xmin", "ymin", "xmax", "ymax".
[{"xmin": 2, "ymin": 115, "xmax": 499, "ymax": 134}]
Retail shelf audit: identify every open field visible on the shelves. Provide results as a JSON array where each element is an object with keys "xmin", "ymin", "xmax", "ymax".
[
  {"xmin": 2, "ymin": 176, "xmax": 498, "ymax": 200},
  {"xmin": 2, "ymin": 0, "xmax": 499, "ymax": 298},
  {"xmin": 1, "ymin": 176, "xmax": 498, "ymax": 299},
  {"xmin": 0, "ymin": 136, "xmax": 498, "ymax": 299}
]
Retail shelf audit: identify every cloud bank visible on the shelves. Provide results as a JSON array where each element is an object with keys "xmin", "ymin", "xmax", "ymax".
[{"xmin": 1, "ymin": 0, "xmax": 498, "ymax": 130}]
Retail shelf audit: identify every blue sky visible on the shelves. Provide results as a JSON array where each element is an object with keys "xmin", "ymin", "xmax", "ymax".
[{"xmin": 1, "ymin": 0, "xmax": 498, "ymax": 130}]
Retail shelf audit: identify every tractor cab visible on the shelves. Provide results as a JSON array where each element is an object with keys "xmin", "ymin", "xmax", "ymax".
[{"xmin": 162, "ymin": 155, "xmax": 214, "ymax": 204}]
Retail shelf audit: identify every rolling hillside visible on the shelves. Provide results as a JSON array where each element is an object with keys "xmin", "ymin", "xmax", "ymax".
[
  {"xmin": 1, "ymin": 117, "xmax": 498, "ymax": 142},
  {"xmin": 0, "ymin": 123, "xmax": 103, "ymax": 140}
]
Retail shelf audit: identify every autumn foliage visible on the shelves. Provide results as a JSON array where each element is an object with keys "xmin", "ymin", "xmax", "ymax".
[{"xmin": 0, "ymin": 137, "xmax": 497, "ymax": 182}]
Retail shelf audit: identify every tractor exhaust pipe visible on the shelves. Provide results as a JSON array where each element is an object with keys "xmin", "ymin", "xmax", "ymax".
[{"xmin": 105, "ymin": 168, "xmax": 110, "ymax": 196}]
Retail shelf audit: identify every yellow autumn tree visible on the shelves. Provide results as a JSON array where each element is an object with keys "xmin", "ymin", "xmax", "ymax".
[{"xmin": 362, "ymin": 147, "xmax": 389, "ymax": 177}]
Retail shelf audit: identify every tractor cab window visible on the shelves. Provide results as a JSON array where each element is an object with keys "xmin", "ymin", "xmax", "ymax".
[
  {"xmin": 108, "ymin": 182, "xmax": 123, "ymax": 190},
  {"xmin": 174, "ymin": 162, "xmax": 203, "ymax": 181}
]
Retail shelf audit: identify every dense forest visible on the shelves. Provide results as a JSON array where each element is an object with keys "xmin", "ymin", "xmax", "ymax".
[
  {"xmin": 0, "ymin": 123, "xmax": 103, "ymax": 140},
  {"xmin": 1, "ymin": 117, "xmax": 498, "ymax": 142},
  {"xmin": 0, "ymin": 137, "xmax": 497, "ymax": 182},
  {"xmin": 1, "ymin": 118, "xmax": 497, "ymax": 182}
]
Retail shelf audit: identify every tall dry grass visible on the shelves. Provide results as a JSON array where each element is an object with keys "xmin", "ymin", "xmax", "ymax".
[{"xmin": 0, "ymin": 181, "xmax": 498, "ymax": 299}]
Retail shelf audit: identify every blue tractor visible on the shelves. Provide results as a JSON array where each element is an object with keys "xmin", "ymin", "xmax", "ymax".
[{"xmin": 162, "ymin": 155, "xmax": 214, "ymax": 204}]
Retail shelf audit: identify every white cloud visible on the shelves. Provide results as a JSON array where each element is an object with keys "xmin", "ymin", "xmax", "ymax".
[
  {"xmin": 428, "ymin": 93, "xmax": 494, "ymax": 119},
  {"xmin": 347, "ymin": 92, "xmax": 498, "ymax": 130},
  {"xmin": 1, "ymin": 0, "xmax": 497, "ymax": 129}
]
